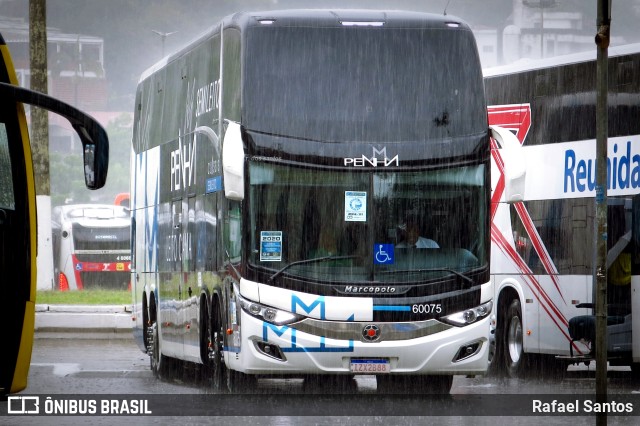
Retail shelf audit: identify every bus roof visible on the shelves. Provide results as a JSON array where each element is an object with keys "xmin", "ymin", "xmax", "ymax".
[
  {"xmin": 139, "ymin": 9, "xmax": 471, "ymax": 83},
  {"xmin": 228, "ymin": 9, "xmax": 468, "ymax": 29},
  {"xmin": 483, "ymin": 43, "xmax": 640, "ymax": 78}
]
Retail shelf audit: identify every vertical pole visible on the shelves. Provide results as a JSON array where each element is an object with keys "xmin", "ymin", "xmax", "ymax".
[
  {"xmin": 595, "ymin": 1, "xmax": 611, "ymax": 425},
  {"xmin": 29, "ymin": 0, "xmax": 49, "ymax": 194},
  {"xmin": 30, "ymin": 0, "xmax": 55, "ymax": 291}
]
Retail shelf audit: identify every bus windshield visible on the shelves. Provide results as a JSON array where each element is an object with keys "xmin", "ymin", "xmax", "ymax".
[
  {"xmin": 248, "ymin": 162, "xmax": 488, "ymax": 284},
  {"xmin": 244, "ymin": 26, "xmax": 486, "ymax": 142}
]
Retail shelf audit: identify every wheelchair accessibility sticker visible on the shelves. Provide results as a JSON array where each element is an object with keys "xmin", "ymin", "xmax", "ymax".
[{"xmin": 374, "ymin": 244, "xmax": 394, "ymax": 265}]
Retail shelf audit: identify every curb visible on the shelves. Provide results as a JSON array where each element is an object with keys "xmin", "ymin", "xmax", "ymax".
[{"xmin": 35, "ymin": 304, "xmax": 133, "ymax": 339}]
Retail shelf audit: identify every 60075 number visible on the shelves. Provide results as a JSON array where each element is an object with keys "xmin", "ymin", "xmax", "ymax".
[{"xmin": 411, "ymin": 303, "xmax": 442, "ymax": 314}]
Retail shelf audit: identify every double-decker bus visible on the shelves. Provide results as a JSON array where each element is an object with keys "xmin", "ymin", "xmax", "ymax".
[
  {"xmin": 131, "ymin": 9, "xmax": 523, "ymax": 393},
  {"xmin": 485, "ymin": 44, "xmax": 640, "ymax": 377},
  {"xmin": 0, "ymin": 33, "xmax": 109, "ymax": 395},
  {"xmin": 52, "ymin": 204, "xmax": 131, "ymax": 291}
]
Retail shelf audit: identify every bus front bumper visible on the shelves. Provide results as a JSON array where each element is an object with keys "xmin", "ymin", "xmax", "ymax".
[{"xmin": 224, "ymin": 310, "xmax": 491, "ymax": 376}]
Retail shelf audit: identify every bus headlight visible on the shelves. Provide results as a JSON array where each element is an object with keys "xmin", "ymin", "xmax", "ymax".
[
  {"xmin": 236, "ymin": 293, "xmax": 302, "ymax": 326},
  {"xmin": 442, "ymin": 301, "xmax": 492, "ymax": 326}
]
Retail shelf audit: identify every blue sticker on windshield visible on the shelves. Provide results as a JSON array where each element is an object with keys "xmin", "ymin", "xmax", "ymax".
[
  {"xmin": 374, "ymin": 243, "xmax": 394, "ymax": 265},
  {"xmin": 260, "ymin": 231, "xmax": 283, "ymax": 262}
]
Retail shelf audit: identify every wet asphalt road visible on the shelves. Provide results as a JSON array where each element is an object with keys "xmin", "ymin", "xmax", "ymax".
[{"xmin": 3, "ymin": 335, "xmax": 640, "ymax": 425}]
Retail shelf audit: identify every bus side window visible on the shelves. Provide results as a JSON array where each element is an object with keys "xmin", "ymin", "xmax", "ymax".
[
  {"xmin": 0, "ymin": 123, "xmax": 15, "ymax": 210},
  {"xmin": 197, "ymin": 195, "xmax": 217, "ymax": 272},
  {"xmin": 225, "ymin": 200, "xmax": 242, "ymax": 262}
]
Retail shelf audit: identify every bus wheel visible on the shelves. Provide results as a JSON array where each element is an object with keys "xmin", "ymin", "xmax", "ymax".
[
  {"xmin": 503, "ymin": 299, "xmax": 527, "ymax": 378},
  {"xmin": 376, "ymin": 375, "xmax": 452, "ymax": 394},
  {"xmin": 209, "ymin": 301, "xmax": 226, "ymax": 392},
  {"xmin": 150, "ymin": 321, "xmax": 169, "ymax": 379},
  {"xmin": 142, "ymin": 298, "xmax": 150, "ymax": 351},
  {"xmin": 486, "ymin": 328, "xmax": 503, "ymax": 376}
]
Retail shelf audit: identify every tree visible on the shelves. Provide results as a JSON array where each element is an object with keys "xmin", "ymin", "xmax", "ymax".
[
  {"xmin": 29, "ymin": 0, "xmax": 49, "ymax": 194},
  {"xmin": 30, "ymin": 0, "xmax": 56, "ymax": 290}
]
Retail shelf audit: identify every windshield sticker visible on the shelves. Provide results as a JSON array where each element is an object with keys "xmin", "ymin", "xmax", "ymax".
[
  {"xmin": 374, "ymin": 243, "xmax": 394, "ymax": 265},
  {"xmin": 260, "ymin": 231, "xmax": 282, "ymax": 262},
  {"xmin": 345, "ymin": 191, "xmax": 367, "ymax": 222}
]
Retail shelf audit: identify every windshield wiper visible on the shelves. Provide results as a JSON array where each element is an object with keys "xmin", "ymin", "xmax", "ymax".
[
  {"xmin": 268, "ymin": 255, "xmax": 360, "ymax": 284},
  {"xmin": 378, "ymin": 267, "xmax": 474, "ymax": 285}
]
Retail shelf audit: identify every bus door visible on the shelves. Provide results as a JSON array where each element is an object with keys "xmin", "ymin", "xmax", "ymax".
[
  {"xmin": 1, "ymin": 33, "xmax": 108, "ymax": 395},
  {"xmin": 0, "ymin": 85, "xmax": 35, "ymax": 396}
]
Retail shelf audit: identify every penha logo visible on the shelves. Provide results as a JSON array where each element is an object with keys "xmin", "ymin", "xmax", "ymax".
[{"xmin": 344, "ymin": 147, "xmax": 399, "ymax": 167}]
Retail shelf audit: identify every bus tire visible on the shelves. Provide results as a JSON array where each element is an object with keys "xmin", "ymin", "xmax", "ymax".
[
  {"xmin": 209, "ymin": 299, "xmax": 226, "ymax": 392},
  {"xmin": 486, "ymin": 327, "xmax": 503, "ymax": 376},
  {"xmin": 150, "ymin": 321, "xmax": 171, "ymax": 379},
  {"xmin": 199, "ymin": 300, "xmax": 211, "ymax": 367},
  {"xmin": 142, "ymin": 296, "xmax": 150, "ymax": 352},
  {"xmin": 503, "ymin": 298, "xmax": 527, "ymax": 378}
]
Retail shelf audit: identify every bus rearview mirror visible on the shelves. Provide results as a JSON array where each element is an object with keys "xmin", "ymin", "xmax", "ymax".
[
  {"xmin": 222, "ymin": 121, "xmax": 245, "ymax": 200},
  {"xmin": 491, "ymin": 125, "xmax": 526, "ymax": 203},
  {"xmin": 0, "ymin": 82, "xmax": 109, "ymax": 190}
]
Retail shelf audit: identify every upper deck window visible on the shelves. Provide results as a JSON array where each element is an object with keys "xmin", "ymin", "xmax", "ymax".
[{"xmin": 244, "ymin": 26, "xmax": 486, "ymax": 142}]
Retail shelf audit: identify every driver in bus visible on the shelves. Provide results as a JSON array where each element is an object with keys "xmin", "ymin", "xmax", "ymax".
[{"xmin": 396, "ymin": 214, "xmax": 439, "ymax": 249}]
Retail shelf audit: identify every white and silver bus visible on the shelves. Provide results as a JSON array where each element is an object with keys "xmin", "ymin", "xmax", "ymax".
[
  {"xmin": 131, "ymin": 9, "xmax": 523, "ymax": 393},
  {"xmin": 485, "ymin": 44, "xmax": 640, "ymax": 377},
  {"xmin": 52, "ymin": 204, "xmax": 131, "ymax": 291}
]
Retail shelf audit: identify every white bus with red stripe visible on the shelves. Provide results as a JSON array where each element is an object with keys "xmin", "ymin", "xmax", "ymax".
[
  {"xmin": 52, "ymin": 204, "xmax": 131, "ymax": 291},
  {"xmin": 485, "ymin": 44, "xmax": 640, "ymax": 377}
]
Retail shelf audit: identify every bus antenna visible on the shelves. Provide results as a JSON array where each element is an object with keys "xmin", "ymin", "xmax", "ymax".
[{"xmin": 444, "ymin": 0, "xmax": 453, "ymax": 15}]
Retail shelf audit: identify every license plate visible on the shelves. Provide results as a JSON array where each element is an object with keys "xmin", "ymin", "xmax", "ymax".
[{"xmin": 349, "ymin": 358, "xmax": 390, "ymax": 374}]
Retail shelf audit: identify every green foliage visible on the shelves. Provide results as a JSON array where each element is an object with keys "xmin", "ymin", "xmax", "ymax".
[{"xmin": 36, "ymin": 289, "xmax": 131, "ymax": 305}]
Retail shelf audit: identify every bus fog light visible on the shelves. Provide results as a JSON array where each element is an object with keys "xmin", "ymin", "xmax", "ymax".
[
  {"xmin": 453, "ymin": 341, "xmax": 482, "ymax": 362},
  {"xmin": 254, "ymin": 340, "xmax": 286, "ymax": 361}
]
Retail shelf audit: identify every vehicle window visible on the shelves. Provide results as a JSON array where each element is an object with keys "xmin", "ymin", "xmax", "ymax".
[{"xmin": 0, "ymin": 123, "xmax": 15, "ymax": 210}]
